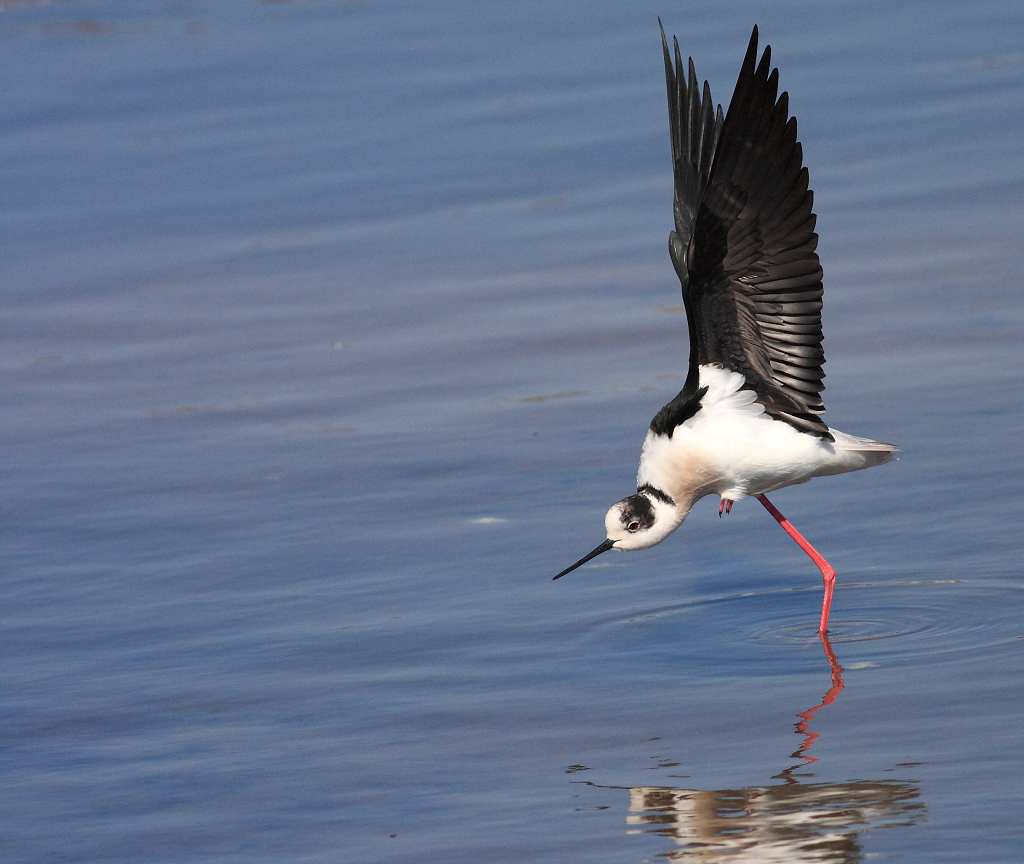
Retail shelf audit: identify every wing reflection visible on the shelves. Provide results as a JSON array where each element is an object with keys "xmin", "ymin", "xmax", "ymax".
[{"xmin": 588, "ymin": 635, "xmax": 925, "ymax": 862}]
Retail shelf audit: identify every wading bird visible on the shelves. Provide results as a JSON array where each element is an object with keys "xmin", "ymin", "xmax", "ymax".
[{"xmin": 553, "ymin": 24, "xmax": 895, "ymax": 634}]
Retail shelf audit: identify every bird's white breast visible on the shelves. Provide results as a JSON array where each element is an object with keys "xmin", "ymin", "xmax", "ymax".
[{"xmin": 636, "ymin": 365, "xmax": 840, "ymax": 504}]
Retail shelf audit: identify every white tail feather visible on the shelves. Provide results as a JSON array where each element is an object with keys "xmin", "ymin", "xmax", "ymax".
[{"xmin": 829, "ymin": 429, "xmax": 898, "ymax": 470}]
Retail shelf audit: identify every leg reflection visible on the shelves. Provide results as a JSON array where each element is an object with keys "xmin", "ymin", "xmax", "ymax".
[{"xmin": 775, "ymin": 631, "xmax": 845, "ymax": 783}]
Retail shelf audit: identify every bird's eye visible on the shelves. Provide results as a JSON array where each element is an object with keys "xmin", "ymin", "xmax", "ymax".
[{"xmin": 627, "ymin": 521, "xmax": 640, "ymax": 532}]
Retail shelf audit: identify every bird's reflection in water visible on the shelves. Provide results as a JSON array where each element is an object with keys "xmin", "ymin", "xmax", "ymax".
[
  {"xmin": 591, "ymin": 636, "xmax": 925, "ymax": 862},
  {"xmin": 625, "ymin": 776, "xmax": 922, "ymax": 862}
]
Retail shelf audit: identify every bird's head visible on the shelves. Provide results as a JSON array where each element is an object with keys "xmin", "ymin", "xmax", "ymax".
[{"xmin": 553, "ymin": 486, "xmax": 684, "ymax": 580}]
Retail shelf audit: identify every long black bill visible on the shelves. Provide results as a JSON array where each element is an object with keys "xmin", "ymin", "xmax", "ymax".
[{"xmin": 552, "ymin": 538, "xmax": 615, "ymax": 581}]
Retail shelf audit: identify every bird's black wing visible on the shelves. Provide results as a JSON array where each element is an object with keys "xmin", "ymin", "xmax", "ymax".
[
  {"xmin": 650, "ymin": 21, "xmax": 723, "ymax": 436},
  {"xmin": 660, "ymin": 20, "xmax": 724, "ymax": 287},
  {"xmin": 660, "ymin": 25, "xmax": 830, "ymax": 439}
]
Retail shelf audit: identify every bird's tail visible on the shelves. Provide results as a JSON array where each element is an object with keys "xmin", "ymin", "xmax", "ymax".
[{"xmin": 829, "ymin": 428, "xmax": 899, "ymax": 470}]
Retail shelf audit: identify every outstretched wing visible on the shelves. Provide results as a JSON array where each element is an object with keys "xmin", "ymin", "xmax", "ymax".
[
  {"xmin": 650, "ymin": 21, "xmax": 723, "ymax": 436},
  {"xmin": 660, "ymin": 25, "xmax": 830, "ymax": 439},
  {"xmin": 660, "ymin": 20, "xmax": 724, "ymax": 288}
]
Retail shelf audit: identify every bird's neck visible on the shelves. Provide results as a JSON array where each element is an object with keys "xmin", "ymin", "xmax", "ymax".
[{"xmin": 636, "ymin": 429, "xmax": 717, "ymax": 511}]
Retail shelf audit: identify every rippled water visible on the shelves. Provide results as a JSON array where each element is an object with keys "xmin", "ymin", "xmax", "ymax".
[{"xmin": 3, "ymin": 2, "xmax": 1024, "ymax": 862}]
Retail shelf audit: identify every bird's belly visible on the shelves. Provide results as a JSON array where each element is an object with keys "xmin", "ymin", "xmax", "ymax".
[{"xmin": 697, "ymin": 412, "xmax": 832, "ymax": 499}]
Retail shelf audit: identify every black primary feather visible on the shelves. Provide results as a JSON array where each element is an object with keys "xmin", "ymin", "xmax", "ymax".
[{"xmin": 655, "ymin": 24, "xmax": 832, "ymax": 439}]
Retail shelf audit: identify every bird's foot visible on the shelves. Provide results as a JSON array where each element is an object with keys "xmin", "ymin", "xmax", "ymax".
[{"xmin": 718, "ymin": 498, "xmax": 734, "ymax": 518}]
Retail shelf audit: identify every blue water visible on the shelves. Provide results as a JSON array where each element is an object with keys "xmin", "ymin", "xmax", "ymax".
[{"xmin": 3, "ymin": 2, "xmax": 1024, "ymax": 862}]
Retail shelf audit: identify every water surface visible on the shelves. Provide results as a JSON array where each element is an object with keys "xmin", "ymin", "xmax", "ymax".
[{"xmin": 3, "ymin": 1, "xmax": 1024, "ymax": 862}]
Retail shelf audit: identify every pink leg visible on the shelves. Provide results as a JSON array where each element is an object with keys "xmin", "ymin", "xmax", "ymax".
[
  {"xmin": 756, "ymin": 494, "xmax": 837, "ymax": 634},
  {"xmin": 718, "ymin": 498, "xmax": 734, "ymax": 517}
]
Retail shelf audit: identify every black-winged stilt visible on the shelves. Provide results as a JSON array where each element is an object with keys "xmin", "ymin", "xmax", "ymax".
[{"xmin": 553, "ymin": 24, "xmax": 895, "ymax": 635}]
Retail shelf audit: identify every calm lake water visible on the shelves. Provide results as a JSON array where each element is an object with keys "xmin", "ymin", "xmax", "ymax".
[{"xmin": 3, "ymin": 1, "xmax": 1024, "ymax": 862}]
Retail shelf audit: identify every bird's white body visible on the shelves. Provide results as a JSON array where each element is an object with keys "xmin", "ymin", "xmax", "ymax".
[{"xmin": 636, "ymin": 365, "xmax": 894, "ymax": 515}]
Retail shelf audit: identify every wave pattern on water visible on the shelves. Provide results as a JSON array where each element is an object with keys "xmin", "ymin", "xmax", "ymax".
[{"xmin": 2, "ymin": 2, "xmax": 1024, "ymax": 863}]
